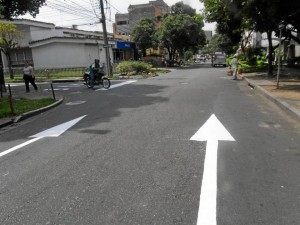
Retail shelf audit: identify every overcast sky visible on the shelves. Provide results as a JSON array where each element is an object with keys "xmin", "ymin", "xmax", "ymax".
[{"xmin": 19, "ymin": 0, "xmax": 216, "ymax": 33}]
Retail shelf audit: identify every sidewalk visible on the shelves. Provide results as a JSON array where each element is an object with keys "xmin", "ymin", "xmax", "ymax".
[{"xmin": 242, "ymin": 72, "xmax": 300, "ymax": 121}]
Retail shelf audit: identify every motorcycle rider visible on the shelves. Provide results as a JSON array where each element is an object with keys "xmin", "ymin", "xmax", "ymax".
[{"xmin": 88, "ymin": 59, "xmax": 100, "ymax": 88}]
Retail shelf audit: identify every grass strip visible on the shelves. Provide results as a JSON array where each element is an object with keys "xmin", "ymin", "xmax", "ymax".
[{"xmin": 0, "ymin": 97, "xmax": 55, "ymax": 118}]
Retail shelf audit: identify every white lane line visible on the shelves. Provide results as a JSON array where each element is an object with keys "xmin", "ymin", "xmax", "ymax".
[
  {"xmin": 0, "ymin": 137, "xmax": 43, "ymax": 158},
  {"xmin": 96, "ymin": 80, "xmax": 137, "ymax": 91}
]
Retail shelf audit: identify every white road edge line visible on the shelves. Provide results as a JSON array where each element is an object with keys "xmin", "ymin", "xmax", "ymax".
[{"xmin": 0, "ymin": 137, "xmax": 43, "ymax": 158}]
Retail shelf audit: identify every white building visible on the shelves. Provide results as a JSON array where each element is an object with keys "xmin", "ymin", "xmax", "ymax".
[
  {"xmin": 250, "ymin": 31, "xmax": 300, "ymax": 62},
  {"xmin": 0, "ymin": 19, "xmax": 136, "ymax": 72}
]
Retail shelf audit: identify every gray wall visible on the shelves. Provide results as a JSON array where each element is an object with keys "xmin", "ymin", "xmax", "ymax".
[
  {"xmin": 129, "ymin": 6, "xmax": 155, "ymax": 30},
  {"xmin": 115, "ymin": 13, "xmax": 130, "ymax": 35}
]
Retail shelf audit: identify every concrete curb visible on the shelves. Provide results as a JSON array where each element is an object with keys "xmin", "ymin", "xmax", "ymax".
[
  {"xmin": 0, "ymin": 119, "xmax": 14, "ymax": 128},
  {"xmin": 245, "ymin": 78, "xmax": 300, "ymax": 121},
  {"xmin": 13, "ymin": 98, "xmax": 64, "ymax": 123}
]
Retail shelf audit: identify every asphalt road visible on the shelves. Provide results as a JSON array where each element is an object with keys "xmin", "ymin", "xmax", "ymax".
[{"xmin": 0, "ymin": 64, "xmax": 300, "ymax": 225}]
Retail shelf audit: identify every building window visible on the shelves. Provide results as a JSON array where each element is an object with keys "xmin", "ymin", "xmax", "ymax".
[
  {"xmin": 113, "ymin": 49, "xmax": 125, "ymax": 62},
  {"xmin": 117, "ymin": 21, "xmax": 128, "ymax": 25}
]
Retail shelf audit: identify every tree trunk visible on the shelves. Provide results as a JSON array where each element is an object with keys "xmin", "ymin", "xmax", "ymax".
[
  {"xmin": 0, "ymin": 65, "xmax": 6, "ymax": 94},
  {"xmin": 178, "ymin": 49, "xmax": 184, "ymax": 60},
  {"xmin": 5, "ymin": 51, "xmax": 14, "ymax": 79},
  {"xmin": 167, "ymin": 47, "xmax": 171, "ymax": 60},
  {"xmin": 171, "ymin": 48, "xmax": 176, "ymax": 61},
  {"xmin": 142, "ymin": 49, "xmax": 147, "ymax": 57},
  {"xmin": 267, "ymin": 31, "xmax": 273, "ymax": 77}
]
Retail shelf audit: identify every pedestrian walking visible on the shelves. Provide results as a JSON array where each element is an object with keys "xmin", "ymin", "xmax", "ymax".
[
  {"xmin": 231, "ymin": 54, "xmax": 238, "ymax": 80},
  {"xmin": 23, "ymin": 61, "xmax": 38, "ymax": 92}
]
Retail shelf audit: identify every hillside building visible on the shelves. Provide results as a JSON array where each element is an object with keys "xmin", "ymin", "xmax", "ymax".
[{"xmin": 113, "ymin": 0, "xmax": 170, "ymax": 39}]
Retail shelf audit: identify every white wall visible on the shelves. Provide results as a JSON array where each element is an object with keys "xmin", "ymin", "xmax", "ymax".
[
  {"xmin": 31, "ymin": 42, "xmax": 110, "ymax": 69},
  {"xmin": 32, "ymin": 42, "xmax": 87, "ymax": 69},
  {"xmin": 16, "ymin": 24, "xmax": 60, "ymax": 46},
  {"xmin": 295, "ymin": 46, "xmax": 300, "ymax": 57},
  {"xmin": 30, "ymin": 27, "xmax": 63, "ymax": 41}
]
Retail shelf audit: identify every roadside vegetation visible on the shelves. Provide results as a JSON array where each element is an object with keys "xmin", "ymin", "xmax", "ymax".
[
  {"xmin": 115, "ymin": 60, "xmax": 169, "ymax": 78},
  {"xmin": 4, "ymin": 68, "xmax": 86, "ymax": 83},
  {"xmin": 226, "ymin": 51, "xmax": 268, "ymax": 73},
  {"xmin": 200, "ymin": 0, "xmax": 300, "ymax": 77},
  {"xmin": 3, "ymin": 63, "xmax": 170, "ymax": 83},
  {"xmin": 0, "ymin": 97, "xmax": 55, "ymax": 118}
]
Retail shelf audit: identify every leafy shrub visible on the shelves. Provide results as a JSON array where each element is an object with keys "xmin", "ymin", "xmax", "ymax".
[
  {"xmin": 227, "ymin": 53, "xmax": 267, "ymax": 72},
  {"xmin": 185, "ymin": 50, "xmax": 193, "ymax": 61},
  {"xmin": 116, "ymin": 61, "xmax": 153, "ymax": 75}
]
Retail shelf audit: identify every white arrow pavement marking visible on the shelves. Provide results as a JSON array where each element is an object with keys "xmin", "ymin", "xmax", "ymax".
[
  {"xmin": 190, "ymin": 114, "xmax": 235, "ymax": 225},
  {"xmin": 0, "ymin": 115, "xmax": 86, "ymax": 158},
  {"xmin": 96, "ymin": 80, "xmax": 137, "ymax": 91}
]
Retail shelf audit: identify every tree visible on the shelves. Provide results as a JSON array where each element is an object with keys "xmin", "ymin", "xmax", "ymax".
[
  {"xmin": 0, "ymin": 22, "xmax": 21, "ymax": 79},
  {"xmin": 131, "ymin": 18, "xmax": 156, "ymax": 57},
  {"xmin": 155, "ymin": 14, "xmax": 205, "ymax": 60},
  {"xmin": 200, "ymin": 0, "xmax": 245, "ymax": 49},
  {"xmin": 171, "ymin": 1, "xmax": 196, "ymax": 16},
  {"xmin": 0, "ymin": 64, "xmax": 5, "ymax": 93},
  {"xmin": 201, "ymin": 33, "xmax": 238, "ymax": 55},
  {"xmin": 0, "ymin": 0, "xmax": 46, "ymax": 19},
  {"xmin": 277, "ymin": 7, "xmax": 300, "ymax": 44},
  {"xmin": 201, "ymin": 0, "xmax": 300, "ymax": 77}
]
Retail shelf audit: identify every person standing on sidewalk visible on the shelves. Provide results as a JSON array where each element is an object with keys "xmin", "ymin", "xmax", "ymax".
[
  {"xmin": 231, "ymin": 54, "xmax": 238, "ymax": 80},
  {"xmin": 23, "ymin": 61, "xmax": 38, "ymax": 92}
]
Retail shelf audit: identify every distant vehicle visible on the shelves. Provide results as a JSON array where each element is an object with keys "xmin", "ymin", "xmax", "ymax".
[
  {"xmin": 198, "ymin": 55, "xmax": 206, "ymax": 61},
  {"xmin": 211, "ymin": 53, "xmax": 227, "ymax": 67}
]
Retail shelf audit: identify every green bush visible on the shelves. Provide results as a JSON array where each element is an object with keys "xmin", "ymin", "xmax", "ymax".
[
  {"xmin": 185, "ymin": 50, "xmax": 193, "ymax": 61},
  {"xmin": 227, "ymin": 53, "xmax": 267, "ymax": 73},
  {"xmin": 116, "ymin": 61, "xmax": 153, "ymax": 75}
]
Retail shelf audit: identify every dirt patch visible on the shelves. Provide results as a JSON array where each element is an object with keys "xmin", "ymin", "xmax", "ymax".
[
  {"xmin": 262, "ymin": 83, "xmax": 300, "ymax": 110},
  {"xmin": 243, "ymin": 69, "xmax": 300, "ymax": 112},
  {"xmin": 262, "ymin": 82, "xmax": 300, "ymax": 99}
]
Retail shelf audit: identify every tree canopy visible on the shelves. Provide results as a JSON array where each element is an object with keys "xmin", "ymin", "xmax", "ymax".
[
  {"xmin": 0, "ymin": 22, "xmax": 21, "ymax": 78},
  {"xmin": 131, "ymin": 18, "xmax": 156, "ymax": 57},
  {"xmin": 158, "ymin": 2, "xmax": 206, "ymax": 60},
  {"xmin": 156, "ymin": 13, "xmax": 205, "ymax": 60},
  {"xmin": 200, "ymin": 0, "xmax": 300, "ymax": 76},
  {"xmin": 171, "ymin": 1, "xmax": 196, "ymax": 16},
  {"xmin": 0, "ymin": 0, "xmax": 46, "ymax": 19},
  {"xmin": 131, "ymin": 2, "xmax": 206, "ymax": 60}
]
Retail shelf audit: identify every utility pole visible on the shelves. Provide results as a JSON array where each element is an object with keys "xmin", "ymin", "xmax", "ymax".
[{"xmin": 99, "ymin": 0, "xmax": 112, "ymax": 76}]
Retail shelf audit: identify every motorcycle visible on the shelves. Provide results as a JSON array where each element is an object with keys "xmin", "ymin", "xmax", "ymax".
[{"xmin": 83, "ymin": 66, "xmax": 111, "ymax": 89}]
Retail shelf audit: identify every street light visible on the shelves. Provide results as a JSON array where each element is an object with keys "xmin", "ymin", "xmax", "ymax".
[{"xmin": 276, "ymin": 22, "xmax": 285, "ymax": 89}]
